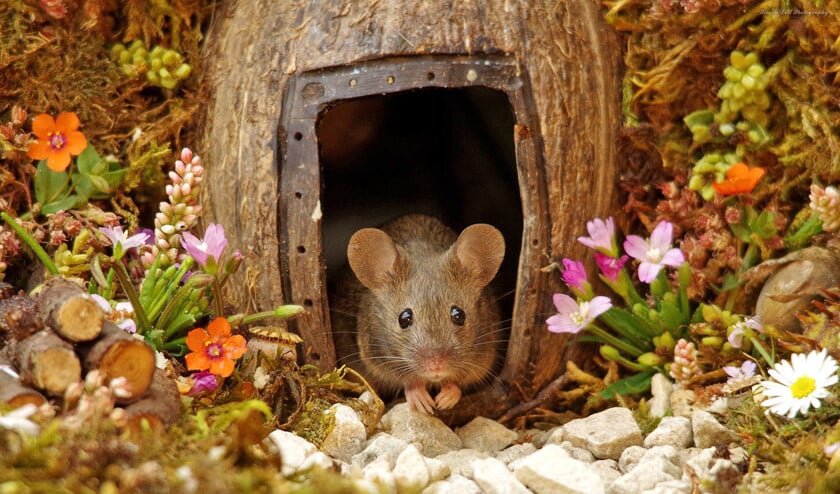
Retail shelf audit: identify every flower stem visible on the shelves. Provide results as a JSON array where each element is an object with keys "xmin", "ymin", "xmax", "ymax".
[
  {"xmin": 587, "ymin": 323, "xmax": 645, "ymax": 357},
  {"xmin": 109, "ymin": 256, "xmax": 152, "ymax": 333},
  {"xmin": 227, "ymin": 305, "xmax": 305, "ymax": 326},
  {"xmin": 1, "ymin": 212, "xmax": 58, "ymax": 275},
  {"xmin": 211, "ymin": 278, "xmax": 224, "ymax": 318}
]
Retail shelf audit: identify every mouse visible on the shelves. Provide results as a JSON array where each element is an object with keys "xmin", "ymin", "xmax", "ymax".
[{"xmin": 332, "ymin": 214, "xmax": 505, "ymax": 414}]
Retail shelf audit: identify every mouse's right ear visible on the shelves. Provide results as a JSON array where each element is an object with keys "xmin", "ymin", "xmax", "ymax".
[{"xmin": 347, "ymin": 228, "xmax": 403, "ymax": 291}]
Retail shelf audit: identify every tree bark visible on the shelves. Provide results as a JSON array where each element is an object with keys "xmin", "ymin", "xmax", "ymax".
[
  {"xmin": 36, "ymin": 277, "xmax": 104, "ymax": 342},
  {"xmin": 123, "ymin": 368, "xmax": 182, "ymax": 433},
  {"xmin": 0, "ymin": 349, "xmax": 47, "ymax": 408},
  {"xmin": 13, "ymin": 329, "xmax": 82, "ymax": 396}
]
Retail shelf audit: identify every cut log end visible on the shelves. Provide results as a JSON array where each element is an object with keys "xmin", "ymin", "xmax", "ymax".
[
  {"xmin": 15, "ymin": 330, "xmax": 82, "ymax": 396},
  {"xmin": 0, "ymin": 371, "xmax": 48, "ymax": 408},
  {"xmin": 82, "ymin": 324, "xmax": 156, "ymax": 403},
  {"xmin": 124, "ymin": 369, "xmax": 182, "ymax": 434},
  {"xmin": 56, "ymin": 296, "xmax": 104, "ymax": 342}
]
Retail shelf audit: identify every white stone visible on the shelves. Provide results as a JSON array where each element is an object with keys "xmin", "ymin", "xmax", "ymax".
[
  {"xmin": 471, "ymin": 457, "xmax": 531, "ymax": 494},
  {"xmin": 351, "ymin": 432, "xmax": 410, "ymax": 468},
  {"xmin": 618, "ymin": 445, "xmax": 647, "ymax": 473},
  {"xmin": 393, "ymin": 444, "xmax": 432, "ymax": 489},
  {"xmin": 641, "ymin": 479, "xmax": 692, "ymax": 494},
  {"xmin": 320, "ymin": 404, "xmax": 368, "ymax": 463},
  {"xmin": 564, "ymin": 407, "xmax": 643, "ymax": 460},
  {"xmin": 495, "ymin": 443, "xmax": 538, "ymax": 465},
  {"xmin": 381, "ymin": 403, "xmax": 462, "ymax": 457},
  {"xmin": 422, "ymin": 474, "xmax": 482, "ymax": 494},
  {"xmin": 543, "ymin": 426, "xmax": 565, "ymax": 445},
  {"xmin": 691, "ymin": 410, "xmax": 736, "ymax": 449},
  {"xmin": 608, "ymin": 456, "xmax": 681, "ymax": 494},
  {"xmin": 559, "ymin": 440, "xmax": 596, "ymax": 463},
  {"xmin": 362, "ymin": 456, "xmax": 397, "ymax": 492},
  {"xmin": 435, "ymin": 449, "xmax": 490, "ymax": 477},
  {"xmin": 267, "ymin": 429, "xmax": 317, "ymax": 475},
  {"xmin": 591, "ymin": 459, "xmax": 621, "ymax": 485},
  {"xmin": 669, "ymin": 389, "xmax": 699, "ymax": 417},
  {"xmin": 297, "ymin": 451, "xmax": 339, "ymax": 472},
  {"xmin": 644, "ymin": 416, "xmax": 693, "ymax": 449},
  {"xmin": 425, "ymin": 457, "xmax": 451, "ymax": 482},
  {"xmin": 649, "ymin": 373, "xmax": 674, "ymax": 417},
  {"xmin": 512, "ymin": 444, "xmax": 605, "ymax": 494},
  {"xmin": 640, "ymin": 445, "xmax": 681, "ymax": 468},
  {"xmin": 456, "ymin": 416, "xmax": 518, "ymax": 453}
]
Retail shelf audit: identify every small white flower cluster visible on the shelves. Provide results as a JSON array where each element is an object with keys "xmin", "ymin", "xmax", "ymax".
[
  {"xmin": 61, "ymin": 370, "xmax": 132, "ymax": 430},
  {"xmin": 809, "ymin": 184, "xmax": 840, "ymax": 232},
  {"xmin": 142, "ymin": 148, "xmax": 204, "ymax": 267}
]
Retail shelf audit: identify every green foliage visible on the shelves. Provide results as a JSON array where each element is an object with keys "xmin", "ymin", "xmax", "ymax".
[
  {"xmin": 34, "ymin": 145, "xmax": 126, "ymax": 215},
  {"xmin": 112, "ymin": 40, "xmax": 192, "ymax": 90}
]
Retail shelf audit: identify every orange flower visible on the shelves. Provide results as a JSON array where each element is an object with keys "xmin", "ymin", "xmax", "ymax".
[
  {"xmin": 185, "ymin": 317, "xmax": 247, "ymax": 377},
  {"xmin": 712, "ymin": 162, "xmax": 766, "ymax": 196},
  {"xmin": 27, "ymin": 112, "xmax": 87, "ymax": 172}
]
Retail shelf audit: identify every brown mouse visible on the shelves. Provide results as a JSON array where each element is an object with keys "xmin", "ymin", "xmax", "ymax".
[{"xmin": 334, "ymin": 214, "xmax": 505, "ymax": 414}]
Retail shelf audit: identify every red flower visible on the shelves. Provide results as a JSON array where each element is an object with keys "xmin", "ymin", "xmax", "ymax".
[
  {"xmin": 185, "ymin": 318, "xmax": 247, "ymax": 377},
  {"xmin": 27, "ymin": 112, "xmax": 87, "ymax": 172},
  {"xmin": 712, "ymin": 162, "xmax": 765, "ymax": 196}
]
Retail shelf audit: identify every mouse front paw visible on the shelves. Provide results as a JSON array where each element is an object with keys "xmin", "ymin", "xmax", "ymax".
[
  {"xmin": 434, "ymin": 383, "xmax": 462, "ymax": 410},
  {"xmin": 405, "ymin": 381, "xmax": 436, "ymax": 414}
]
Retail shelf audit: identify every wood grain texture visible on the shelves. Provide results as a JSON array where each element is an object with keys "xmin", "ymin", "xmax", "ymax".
[{"xmin": 199, "ymin": 0, "xmax": 622, "ymax": 403}]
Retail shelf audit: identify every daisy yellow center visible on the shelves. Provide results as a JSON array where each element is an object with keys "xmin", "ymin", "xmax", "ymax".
[
  {"xmin": 790, "ymin": 375, "xmax": 816, "ymax": 399},
  {"xmin": 48, "ymin": 132, "xmax": 67, "ymax": 151}
]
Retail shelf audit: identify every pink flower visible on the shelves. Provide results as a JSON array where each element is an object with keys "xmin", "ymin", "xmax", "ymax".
[
  {"xmin": 594, "ymin": 252, "xmax": 628, "ymax": 282},
  {"xmin": 623, "ymin": 221, "xmax": 685, "ymax": 283},
  {"xmin": 187, "ymin": 371, "xmax": 220, "ymax": 397},
  {"xmin": 546, "ymin": 294, "xmax": 612, "ymax": 334},
  {"xmin": 181, "ymin": 223, "xmax": 227, "ymax": 270},
  {"xmin": 561, "ymin": 259, "xmax": 587, "ymax": 290},
  {"xmin": 723, "ymin": 360, "xmax": 757, "ymax": 384},
  {"xmin": 577, "ymin": 217, "xmax": 618, "ymax": 256},
  {"xmin": 100, "ymin": 226, "xmax": 150, "ymax": 260}
]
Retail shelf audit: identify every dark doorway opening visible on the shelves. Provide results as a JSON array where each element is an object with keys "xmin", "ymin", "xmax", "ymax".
[{"xmin": 319, "ymin": 86, "xmax": 522, "ymax": 330}]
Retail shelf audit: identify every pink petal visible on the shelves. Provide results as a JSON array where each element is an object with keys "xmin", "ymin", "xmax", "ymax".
[
  {"xmin": 623, "ymin": 235, "xmax": 650, "ymax": 260},
  {"xmin": 637, "ymin": 262, "xmax": 661, "ymax": 283},
  {"xmin": 546, "ymin": 314, "xmax": 581, "ymax": 334},
  {"xmin": 660, "ymin": 248, "xmax": 685, "ymax": 267},
  {"xmin": 552, "ymin": 293, "xmax": 580, "ymax": 313},
  {"xmin": 650, "ymin": 222, "xmax": 674, "ymax": 250}
]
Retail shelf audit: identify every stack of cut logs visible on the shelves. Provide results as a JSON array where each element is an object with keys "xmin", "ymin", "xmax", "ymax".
[{"xmin": 0, "ymin": 278, "xmax": 181, "ymax": 430}]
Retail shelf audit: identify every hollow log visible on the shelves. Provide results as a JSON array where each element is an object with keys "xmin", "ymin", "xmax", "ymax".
[
  {"xmin": 78, "ymin": 323, "xmax": 155, "ymax": 403},
  {"xmin": 199, "ymin": 0, "xmax": 622, "ymax": 416},
  {"xmin": 123, "ymin": 368, "xmax": 182, "ymax": 433},
  {"xmin": 13, "ymin": 329, "xmax": 82, "ymax": 396},
  {"xmin": 36, "ymin": 277, "xmax": 104, "ymax": 342},
  {"xmin": 0, "ymin": 348, "xmax": 47, "ymax": 408}
]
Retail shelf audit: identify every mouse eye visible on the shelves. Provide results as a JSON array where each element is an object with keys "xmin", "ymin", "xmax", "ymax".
[
  {"xmin": 450, "ymin": 306, "xmax": 466, "ymax": 326},
  {"xmin": 398, "ymin": 309, "xmax": 414, "ymax": 329}
]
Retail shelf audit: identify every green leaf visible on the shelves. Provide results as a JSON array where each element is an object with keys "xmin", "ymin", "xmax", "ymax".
[
  {"xmin": 88, "ymin": 175, "xmax": 112, "ymax": 197},
  {"xmin": 599, "ymin": 370, "xmax": 657, "ymax": 399},
  {"xmin": 749, "ymin": 210, "xmax": 777, "ymax": 239},
  {"xmin": 34, "ymin": 160, "xmax": 71, "ymax": 205},
  {"xmin": 42, "ymin": 194, "xmax": 80, "ymax": 215},
  {"xmin": 75, "ymin": 144, "xmax": 100, "ymax": 174}
]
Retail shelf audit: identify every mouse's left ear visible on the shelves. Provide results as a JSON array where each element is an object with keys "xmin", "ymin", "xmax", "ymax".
[{"xmin": 452, "ymin": 224, "xmax": 505, "ymax": 288}]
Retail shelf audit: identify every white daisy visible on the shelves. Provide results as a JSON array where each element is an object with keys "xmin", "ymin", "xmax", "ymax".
[{"xmin": 759, "ymin": 349, "xmax": 839, "ymax": 418}]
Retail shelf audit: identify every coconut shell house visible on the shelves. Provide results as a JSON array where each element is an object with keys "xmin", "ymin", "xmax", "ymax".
[{"xmin": 198, "ymin": 0, "xmax": 623, "ymax": 419}]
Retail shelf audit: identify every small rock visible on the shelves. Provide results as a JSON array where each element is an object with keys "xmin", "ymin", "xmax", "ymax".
[
  {"xmin": 640, "ymin": 445, "xmax": 681, "ymax": 468},
  {"xmin": 363, "ymin": 456, "xmax": 397, "ymax": 492},
  {"xmin": 320, "ymin": 404, "xmax": 368, "ymax": 463},
  {"xmin": 393, "ymin": 444, "xmax": 431, "ymax": 489},
  {"xmin": 564, "ymin": 407, "xmax": 643, "ymax": 460},
  {"xmin": 381, "ymin": 403, "xmax": 462, "ymax": 457},
  {"xmin": 618, "ymin": 446, "xmax": 647, "ymax": 474},
  {"xmin": 669, "ymin": 389, "xmax": 698, "ymax": 417},
  {"xmin": 648, "ymin": 373, "xmax": 673, "ymax": 417},
  {"xmin": 559, "ymin": 440, "xmax": 595, "ymax": 463},
  {"xmin": 435, "ymin": 449, "xmax": 490, "ymax": 477},
  {"xmin": 298, "ymin": 451, "xmax": 340, "ymax": 472},
  {"xmin": 512, "ymin": 444, "xmax": 605, "ymax": 494},
  {"xmin": 691, "ymin": 410, "xmax": 736, "ymax": 449},
  {"xmin": 591, "ymin": 459, "xmax": 621, "ymax": 485},
  {"xmin": 426, "ymin": 457, "xmax": 451, "ymax": 482},
  {"xmin": 267, "ymin": 429, "xmax": 317, "ymax": 475},
  {"xmin": 644, "ymin": 416, "xmax": 692, "ymax": 449},
  {"xmin": 543, "ymin": 426, "xmax": 565, "ymax": 445},
  {"xmin": 608, "ymin": 456, "xmax": 681, "ymax": 494},
  {"xmin": 707, "ymin": 397, "xmax": 730, "ymax": 415},
  {"xmin": 351, "ymin": 432, "xmax": 410, "ymax": 468},
  {"xmin": 471, "ymin": 457, "xmax": 531, "ymax": 494},
  {"xmin": 495, "ymin": 443, "xmax": 538, "ymax": 465},
  {"xmin": 641, "ymin": 479, "xmax": 692, "ymax": 494},
  {"xmin": 422, "ymin": 474, "xmax": 482, "ymax": 494},
  {"xmin": 456, "ymin": 416, "xmax": 518, "ymax": 453},
  {"xmin": 532, "ymin": 426, "xmax": 561, "ymax": 448}
]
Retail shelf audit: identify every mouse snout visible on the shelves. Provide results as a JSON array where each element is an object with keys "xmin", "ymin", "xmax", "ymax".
[{"xmin": 415, "ymin": 347, "xmax": 455, "ymax": 382}]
